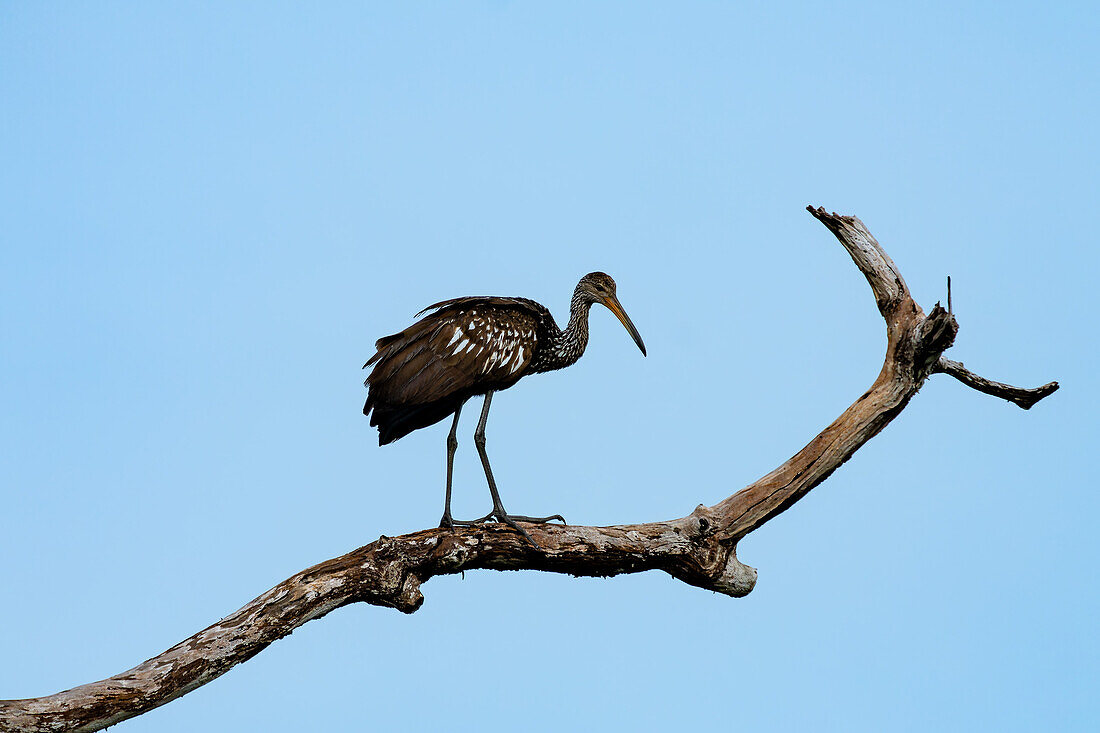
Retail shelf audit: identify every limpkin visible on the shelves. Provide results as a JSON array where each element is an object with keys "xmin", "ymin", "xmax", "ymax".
[{"xmin": 363, "ymin": 272, "xmax": 646, "ymax": 544}]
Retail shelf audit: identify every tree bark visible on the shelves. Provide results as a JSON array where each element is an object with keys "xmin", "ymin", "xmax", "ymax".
[{"xmin": 0, "ymin": 206, "xmax": 1058, "ymax": 733}]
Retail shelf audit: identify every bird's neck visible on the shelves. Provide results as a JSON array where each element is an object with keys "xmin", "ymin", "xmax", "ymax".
[{"xmin": 543, "ymin": 292, "xmax": 592, "ymax": 371}]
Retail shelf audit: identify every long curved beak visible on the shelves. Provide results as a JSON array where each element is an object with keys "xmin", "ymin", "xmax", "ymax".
[{"xmin": 600, "ymin": 294, "xmax": 647, "ymax": 356}]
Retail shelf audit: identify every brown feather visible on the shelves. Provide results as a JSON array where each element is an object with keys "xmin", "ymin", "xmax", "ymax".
[{"xmin": 363, "ymin": 297, "xmax": 548, "ymax": 444}]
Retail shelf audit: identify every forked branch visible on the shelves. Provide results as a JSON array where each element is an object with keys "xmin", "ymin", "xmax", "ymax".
[{"xmin": 0, "ymin": 206, "xmax": 1058, "ymax": 733}]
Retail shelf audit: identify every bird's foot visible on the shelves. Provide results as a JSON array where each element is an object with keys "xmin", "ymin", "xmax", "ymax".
[
  {"xmin": 439, "ymin": 510, "xmax": 495, "ymax": 529},
  {"xmin": 502, "ymin": 513, "xmax": 566, "ymax": 525},
  {"xmin": 440, "ymin": 510, "xmax": 564, "ymax": 547},
  {"xmin": 493, "ymin": 513, "xmax": 539, "ymax": 547},
  {"xmin": 489, "ymin": 511, "xmax": 565, "ymax": 548}
]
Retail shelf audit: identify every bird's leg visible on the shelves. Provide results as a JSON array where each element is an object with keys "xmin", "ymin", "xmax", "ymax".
[
  {"xmin": 472, "ymin": 392, "xmax": 565, "ymax": 547},
  {"xmin": 438, "ymin": 406, "xmax": 462, "ymax": 529},
  {"xmin": 439, "ymin": 404, "xmax": 494, "ymax": 529},
  {"xmin": 472, "ymin": 393, "xmax": 536, "ymax": 545}
]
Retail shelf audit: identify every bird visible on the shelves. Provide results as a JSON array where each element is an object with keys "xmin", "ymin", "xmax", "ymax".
[{"xmin": 363, "ymin": 272, "xmax": 646, "ymax": 545}]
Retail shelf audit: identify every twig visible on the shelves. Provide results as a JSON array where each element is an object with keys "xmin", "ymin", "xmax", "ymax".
[{"xmin": 934, "ymin": 358, "xmax": 1059, "ymax": 409}]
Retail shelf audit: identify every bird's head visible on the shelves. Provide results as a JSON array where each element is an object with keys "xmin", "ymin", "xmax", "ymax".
[{"xmin": 576, "ymin": 272, "xmax": 647, "ymax": 357}]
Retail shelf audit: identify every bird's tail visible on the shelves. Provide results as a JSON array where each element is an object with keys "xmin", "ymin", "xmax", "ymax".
[{"xmin": 365, "ymin": 397, "xmax": 460, "ymax": 446}]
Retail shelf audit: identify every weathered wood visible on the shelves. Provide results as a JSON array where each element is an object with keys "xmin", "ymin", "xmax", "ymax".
[
  {"xmin": 0, "ymin": 206, "xmax": 1058, "ymax": 733},
  {"xmin": 935, "ymin": 357, "xmax": 1059, "ymax": 408}
]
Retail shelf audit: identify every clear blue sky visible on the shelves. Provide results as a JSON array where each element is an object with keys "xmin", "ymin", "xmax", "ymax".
[{"xmin": 2, "ymin": 2, "xmax": 1097, "ymax": 731}]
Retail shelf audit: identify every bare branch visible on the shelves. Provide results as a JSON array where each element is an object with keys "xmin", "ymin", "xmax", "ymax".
[
  {"xmin": 710, "ymin": 208, "xmax": 956, "ymax": 541},
  {"xmin": 934, "ymin": 357, "xmax": 1060, "ymax": 409},
  {"xmin": 0, "ymin": 206, "xmax": 1056, "ymax": 733},
  {"xmin": 805, "ymin": 206, "xmax": 911, "ymax": 318},
  {"xmin": 0, "ymin": 522, "xmax": 752, "ymax": 733}
]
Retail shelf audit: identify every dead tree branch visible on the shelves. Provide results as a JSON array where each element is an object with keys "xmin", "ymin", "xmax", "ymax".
[
  {"xmin": 934, "ymin": 358, "xmax": 1059, "ymax": 409},
  {"xmin": 0, "ymin": 206, "xmax": 1058, "ymax": 733}
]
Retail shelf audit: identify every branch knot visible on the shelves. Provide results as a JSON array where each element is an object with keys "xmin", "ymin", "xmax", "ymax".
[
  {"xmin": 914, "ymin": 303, "xmax": 958, "ymax": 379},
  {"xmin": 712, "ymin": 549, "xmax": 758, "ymax": 598}
]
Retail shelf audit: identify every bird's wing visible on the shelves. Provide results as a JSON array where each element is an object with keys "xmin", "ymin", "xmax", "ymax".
[
  {"xmin": 415, "ymin": 295, "xmax": 546, "ymax": 318},
  {"xmin": 365, "ymin": 301, "xmax": 540, "ymax": 406},
  {"xmin": 365, "ymin": 296, "xmax": 543, "ymax": 367}
]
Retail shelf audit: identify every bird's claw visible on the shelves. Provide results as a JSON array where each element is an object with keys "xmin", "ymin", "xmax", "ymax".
[
  {"xmin": 493, "ymin": 513, "xmax": 540, "ymax": 547},
  {"xmin": 439, "ymin": 510, "xmax": 495, "ymax": 528},
  {"xmin": 505, "ymin": 514, "xmax": 566, "ymax": 525},
  {"xmin": 441, "ymin": 509, "xmax": 564, "ymax": 548},
  {"xmin": 490, "ymin": 511, "xmax": 567, "ymax": 547}
]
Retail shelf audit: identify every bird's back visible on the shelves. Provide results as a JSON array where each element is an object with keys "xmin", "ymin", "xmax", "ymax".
[{"xmin": 364, "ymin": 296, "xmax": 551, "ymax": 444}]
